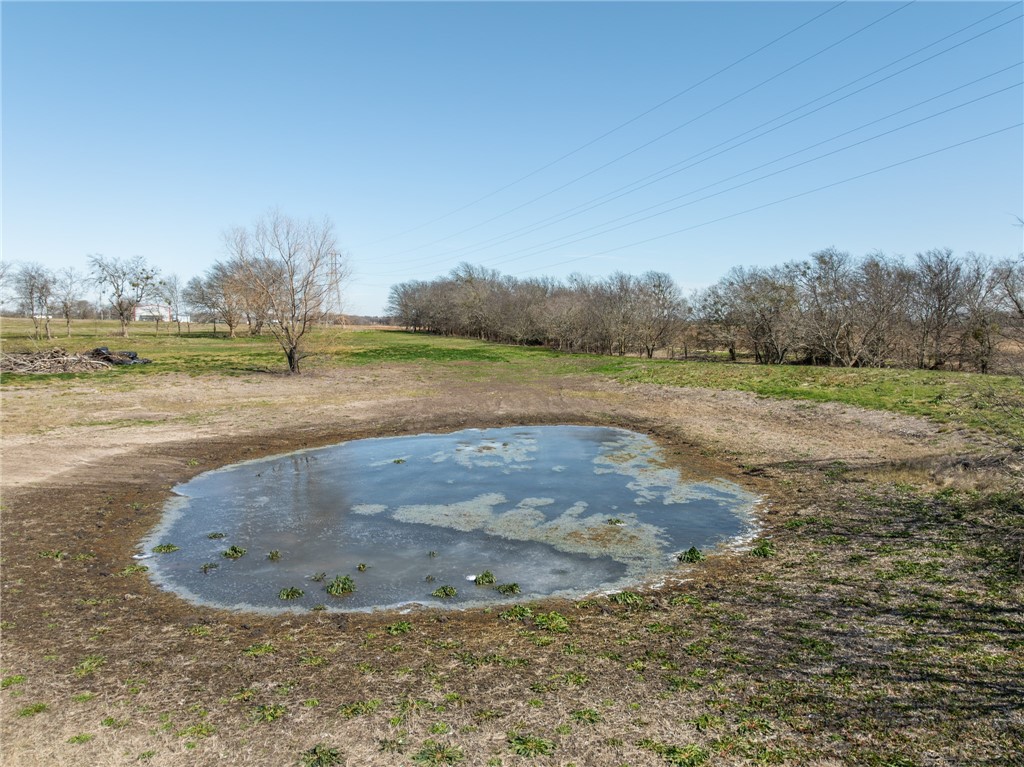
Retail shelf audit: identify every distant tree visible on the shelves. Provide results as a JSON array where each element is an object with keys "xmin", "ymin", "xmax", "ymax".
[
  {"xmin": 910, "ymin": 248, "xmax": 971, "ymax": 370},
  {"xmin": 0, "ymin": 259, "xmax": 13, "ymax": 311},
  {"xmin": 387, "ymin": 280, "xmax": 431, "ymax": 332},
  {"xmin": 693, "ymin": 282, "xmax": 741, "ymax": 361},
  {"xmin": 184, "ymin": 265, "xmax": 245, "ymax": 338},
  {"xmin": 14, "ymin": 263, "xmax": 55, "ymax": 340},
  {"xmin": 88, "ymin": 254, "xmax": 160, "ymax": 338},
  {"xmin": 226, "ymin": 211, "xmax": 349, "ymax": 373},
  {"xmin": 995, "ymin": 254, "xmax": 1024, "ymax": 324},
  {"xmin": 157, "ymin": 273, "xmax": 186, "ymax": 334},
  {"xmin": 632, "ymin": 271, "xmax": 687, "ymax": 359},
  {"xmin": 54, "ymin": 267, "xmax": 86, "ymax": 337},
  {"xmin": 726, "ymin": 265, "xmax": 799, "ymax": 364}
]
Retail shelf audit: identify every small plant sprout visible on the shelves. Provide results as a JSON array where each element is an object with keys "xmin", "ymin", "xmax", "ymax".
[
  {"xmin": 300, "ymin": 743, "xmax": 344, "ymax": 767},
  {"xmin": 507, "ymin": 732, "xmax": 555, "ymax": 757},
  {"xmin": 37, "ymin": 550, "xmax": 68, "ymax": 560},
  {"xmin": 609, "ymin": 591, "xmax": 645, "ymax": 608},
  {"xmin": 73, "ymin": 655, "xmax": 106, "ymax": 677},
  {"xmin": 117, "ymin": 564, "xmax": 148, "ymax": 577},
  {"xmin": 252, "ymin": 703, "xmax": 286, "ymax": 722},
  {"xmin": 207, "ymin": 532, "xmax": 226, "ymax": 539},
  {"xmin": 200, "ymin": 562, "xmax": 219, "ymax": 574},
  {"xmin": 431, "ymin": 585, "xmax": 457, "ymax": 599},
  {"xmin": 338, "ymin": 699, "xmax": 381, "ymax": 718},
  {"xmin": 279, "ymin": 587, "xmax": 304, "ymax": 600},
  {"xmin": 428, "ymin": 550, "xmax": 438, "ymax": 558},
  {"xmin": 326, "ymin": 575, "xmax": 356, "ymax": 596},
  {"xmin": 18, "ymin": 702, "xmax": 48, "ymax": 717},
  {"xmin": 678, "ymin": 546, "xmax": 705, "ymax": 563},
  {"xmin": 357, "ymin": 563, "xmax": 368, "ymax": 572},
  {"xmin": 533, "ymin": 612, "xmax": 570, "ymax": 633},
  {"xmin": 571, "ymin": 708, "xmax": 601, "ymax": 724},
  {"xmin": 267, "ymin": 550, "xmax": 281, "ymax": 561},
  {"xmin": 750, "ymin": 540, "xmax": 777, "ymax": 558},
  {"xmin": 606, "ymin": 518, "xmax": 624, "ymax": 526},
  {"xmin": 411, "ymin": 739, "xmax": 465, "ymax": 765},
  {"xmin": 152, "ymin": 544, "xmax": 180, "ymax": 554},
  {"xmin": 495, "ymin": 583, "xmax": 520, "ymax": 595},
  {"xmin": 243, "ymin": 642, "xmax": 276, "ymax": 657},
  {"xmin": 499, "ymin": 605, "xmax": 533, "ymax": 621},
  {"xmin": 474, "ymin": 570, "xmax": 496, "ymax": 586},
  {"xmin": 222, "ymin": 545, "xmax": 247, "ymax": 560},
  {"xmin": 385, "ymin": 621, "xmax": 412, "ymax": 636},
  {"xmin": 1, "ymin": 674, "xmax": 26, "ymax": 689},
  {"xmin": 311, "ymin": 572, "xmax": 327, "ymax": 582}
]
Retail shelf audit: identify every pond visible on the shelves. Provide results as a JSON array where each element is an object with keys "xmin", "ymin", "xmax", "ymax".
[{"xmin": 140, "ymin": 425, "xmax": 759, "ymax": 612}]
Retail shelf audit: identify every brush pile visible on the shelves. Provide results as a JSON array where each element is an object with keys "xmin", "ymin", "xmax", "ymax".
[{"xmin": 0, "ymin": 347, "xmax": 151, "ymax": 373}]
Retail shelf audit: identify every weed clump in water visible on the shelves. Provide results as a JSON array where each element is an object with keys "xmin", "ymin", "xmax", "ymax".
[
  {"xmin": 278, "ymin": 587, "xmax": 304, "ymax": 600},
  {"xmin": 474, "ymin": 570, "xmax": 496, "ymax": 586},
  {"xmin": 431, "ymin": 585, "xmax": 457, "ymax": 599},
  {"xmin": 326, "ymin": 575, "xmax": 356, "ymax": 596},
  {"xmin": 222, "ymin": 546, "xmax": 247, "ymax": 560},
  {"xmin": 495, "ymin": 583, "xmax": 520, "ymax": 595}
]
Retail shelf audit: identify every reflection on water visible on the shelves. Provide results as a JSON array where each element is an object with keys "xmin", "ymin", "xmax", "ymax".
[{"xmin": 141, "ymin": 426, "xmax": 758, "ymax": 612}]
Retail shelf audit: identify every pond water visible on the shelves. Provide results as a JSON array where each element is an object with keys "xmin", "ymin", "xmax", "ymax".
[{"xmin": 140, "ymin": 426, "xmax": 759, "ymax": 612}]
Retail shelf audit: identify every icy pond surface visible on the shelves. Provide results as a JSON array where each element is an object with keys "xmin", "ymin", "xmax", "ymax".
[{"xmin": 141, "ymin": 426, "xmax": 758, "ymax": 612}]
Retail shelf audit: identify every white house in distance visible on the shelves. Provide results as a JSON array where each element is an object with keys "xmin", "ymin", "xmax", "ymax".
[{"xmin": 133, "ymin": 303, "xmax": 173, "ymax": 322}]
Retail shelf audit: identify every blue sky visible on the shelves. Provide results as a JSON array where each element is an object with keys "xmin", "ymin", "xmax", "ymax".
[{"xmin": 3, "ymin": 1, "xmax": 1022, "ymax": 315}]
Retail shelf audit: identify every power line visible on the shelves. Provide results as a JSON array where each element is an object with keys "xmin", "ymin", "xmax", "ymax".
[
  {"xmin": 375, "ymin": 0, "xmax": 916, "ymax": 259},
  {"xmin": 358, "ymin": 83, "xmax": 1020, "ymax": 290},
  {"xmin": 355, "ymin": 1, "xmax": 849, "ymax": 249},
  {"xmin": 367, "ymin": 5, "xmax": 1020, "ymax": 275},
  {"xmin": 387, "ymin": 9, "xmax": 1022, "ymax": 270},
  {"xmin": 366, "ymin": 58, "xmax": 1021, "ymax": 279},
  {"xmin": 513, "ymin": 123, "xmax": 1023, "ymax": 276},
  {"xmin": 480, "ymin": 80, "xmax": 1022, "ymax": 271}
]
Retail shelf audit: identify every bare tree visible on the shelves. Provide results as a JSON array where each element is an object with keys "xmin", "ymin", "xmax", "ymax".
[
  {"xmin": 693, "ymin": 282, "xmax": 741, "ymax": 361},
  {"xmin": 184, "ymin": 266, "xmax": 245, "ymax": 338},
  {"xmin": 0, "ymin": 259, "xmax": 13, "ymax": 312},
  {"xmin": 14, "ymin": 263, "xmax": 55, "ymax": 340},
  {"xmin": 909, "ymin": 248, "xmax": 968, "ymax": 370},
  {"xmin": 632, "ymin": 271, "xmax": 686, "ymax": 359},
  {"xmin": 54, "ymin": 267, "xmax": 86, "ymax": 337},
  {"xmin": 725, "ymin": 265, "xmax": 799, "ymax": 364},
  {"xmin": 226, "ymin": 211, "xmax": 349, "ymax": 373},
  {"xmin": 158, "ymin": 273, "xmax": 186, "ymax": 334},
  {"xmin": 88, "ymin": 254, "xmax": 160, "ymax": 338}
]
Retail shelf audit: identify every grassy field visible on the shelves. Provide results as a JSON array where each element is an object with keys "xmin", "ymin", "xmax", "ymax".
[
  {"xmin": 3, "ymin": 318, "xmax": 1022, "ymax": 442},
  {"xmin": 1, "ymin": 318, "xmax": 1022, "ymax": 766}
]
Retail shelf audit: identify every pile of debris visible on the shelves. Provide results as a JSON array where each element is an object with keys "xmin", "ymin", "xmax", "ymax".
[{"xmin": 0, "ymin": 347, "xmax": 152, "ymax": 374}]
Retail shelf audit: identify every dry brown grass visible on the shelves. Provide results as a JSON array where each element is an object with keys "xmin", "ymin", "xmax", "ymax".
[{"xmin": 1, "ymin": 363, "xmax": 1021, "ymax": 766}]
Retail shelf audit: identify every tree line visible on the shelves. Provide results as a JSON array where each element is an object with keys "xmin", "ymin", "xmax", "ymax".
[
  {"xmin": 2, "ymin": 211, "xmax": 348, "ymax": 374},
  {"xmin": 387, "ymin": 248, "xmax": 1024, "ymax": 372}
]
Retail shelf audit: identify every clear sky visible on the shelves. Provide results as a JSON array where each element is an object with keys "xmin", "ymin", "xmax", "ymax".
[{"xmin": 3, "ymin": 1, "xmax": 1022, "ymax": 315}]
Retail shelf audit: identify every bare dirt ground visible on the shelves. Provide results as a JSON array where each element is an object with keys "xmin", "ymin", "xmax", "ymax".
[{"xmin": 1, "ymin": 366, "xmax": 1020, "ymax": 766}]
